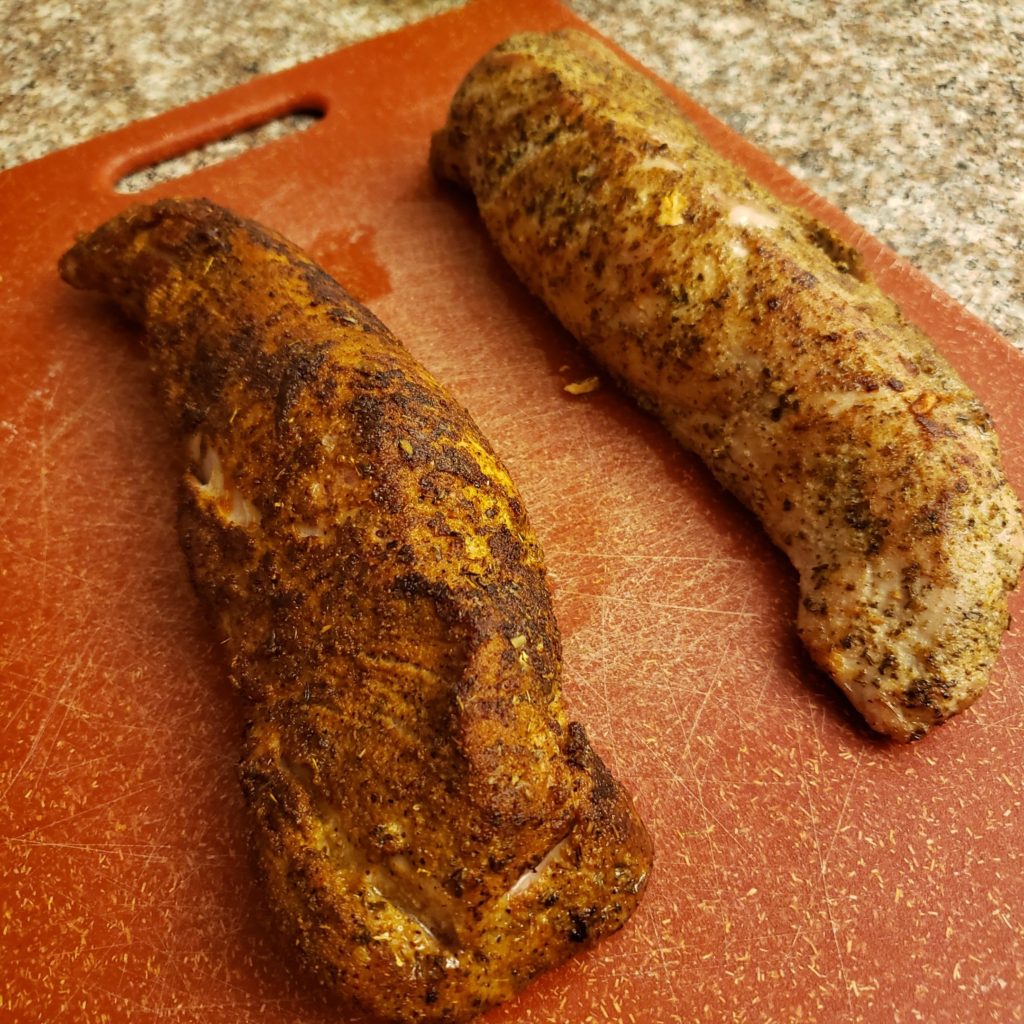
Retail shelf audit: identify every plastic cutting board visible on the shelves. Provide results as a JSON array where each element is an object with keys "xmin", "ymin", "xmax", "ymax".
[{"xmin": 2, "ymin": 0, "xmax": 1023, "ymax": 1020}]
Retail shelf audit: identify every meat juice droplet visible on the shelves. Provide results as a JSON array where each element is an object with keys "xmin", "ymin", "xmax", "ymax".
[{"xmin": 311, "ymin": 225, "xmax": 391, "ymax": 303}]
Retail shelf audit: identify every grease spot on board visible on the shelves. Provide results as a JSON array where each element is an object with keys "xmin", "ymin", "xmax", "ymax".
[{"xmin": 311, "ymin": 225, "xmax": 391, "ymax": 303}]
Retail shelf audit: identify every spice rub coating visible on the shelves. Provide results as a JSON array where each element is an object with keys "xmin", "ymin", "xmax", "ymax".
[
  {"xmin": 431, "ymin": 30, "xmax": 1024, "ymax": 741},
  {"xmin": 59, "ymin": 198, "xmax": 652, "ymax": 1022}
]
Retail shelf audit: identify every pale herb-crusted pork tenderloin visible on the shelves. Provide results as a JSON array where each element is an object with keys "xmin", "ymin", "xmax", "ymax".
[{"xmin": 431, "ymin": 30, "xmax": 1024, "ymax": 741}]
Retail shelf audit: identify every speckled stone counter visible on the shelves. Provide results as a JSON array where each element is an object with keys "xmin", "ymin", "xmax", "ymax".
[{"xmin": 2, "ymin": 0, "xmax": 1021, "ymax": 346}]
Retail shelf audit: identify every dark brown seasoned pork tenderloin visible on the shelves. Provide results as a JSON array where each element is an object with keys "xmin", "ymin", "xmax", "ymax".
[{"xmin": 59, "ymin": 198, "xmax": 652, "ymax": 1022}]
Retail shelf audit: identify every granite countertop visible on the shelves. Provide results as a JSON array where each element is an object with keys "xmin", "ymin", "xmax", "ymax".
[{"xmin": 2, "ymin": 0, "xmax": 1021, "ymax": 347}]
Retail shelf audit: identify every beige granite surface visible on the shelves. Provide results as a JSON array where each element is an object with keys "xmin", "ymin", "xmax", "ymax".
[{"xmin": 2, "ymin": 0, "xmax": 1021, "ymax": 346}]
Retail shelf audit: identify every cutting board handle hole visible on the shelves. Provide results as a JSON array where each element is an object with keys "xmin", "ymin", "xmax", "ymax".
[{"xmin": 113, "ymin": 104, "xmax": 325, "ymax": 194}]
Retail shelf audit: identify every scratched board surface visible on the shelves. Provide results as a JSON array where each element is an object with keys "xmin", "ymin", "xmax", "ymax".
[{"xmin": 2, "ymin": 0, "xmax": 1023, "ymax": 1021}]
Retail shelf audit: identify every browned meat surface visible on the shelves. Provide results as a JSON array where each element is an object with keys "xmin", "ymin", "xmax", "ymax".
[
  {"xmin": 59, "ymin": 198, "xmax": 652, "ymax": 1022},
  {"xmin": 431, "ymin": 29, "xmax": 1024, "ymax": 741}
]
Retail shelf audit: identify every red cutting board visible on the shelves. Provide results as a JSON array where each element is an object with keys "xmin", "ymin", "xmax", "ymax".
[{"xmin": 2, "ymin": 1, "xmax": 1023, "ymax": 1021}]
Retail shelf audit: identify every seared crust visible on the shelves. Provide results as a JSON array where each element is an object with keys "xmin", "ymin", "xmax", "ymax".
[
  {"xmin": 59, "ymin": 198, "xmax": 652, "ymax": 1022},
  {"xmin": 431, "ymin": 30, "xmax": 1024, "ymax": 741}
]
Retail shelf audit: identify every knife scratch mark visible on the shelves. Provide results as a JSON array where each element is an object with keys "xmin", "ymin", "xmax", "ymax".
[
  {"xmin": 546, "ymin": 550, "xmax": 750, "ymax": 565},
  {"xmin": 141, "ymin": 812, "xmax": 180, "ymax": 873},
  {"xmin": 7, "ymin": 837, "xmax": 178, "ymax": 859},
  {"xmin": 27, "ymin": 647, "xmax": 100, "ymax": 787},
  {"xmin": 674, "ymin": 772, "xmax": 748, "ymax": 857},
  {"xmin": 11, "ymin": 641, "xmax": 103, "ymax": 803},
  {"xmin": 0, "ymin": 671, "xmax": 75, "ymax": 805},
  {"xmin": 42, "ymin": 751, "xmax": 120, "ymax": 779},
  {"xmin": 0, "ymin": 549, "xmax": 95, "ymax": 586},
  {"xmin": 673, "ymin": 657, "xmax": 731, "ymax": 901},
  {"xmin": 822, "ymin": 746, "xmax": 864, "ymax": 871},
  {"xmin": 555, "ymin": 589, "xmax": 764, "ymax": 617},
  {"xmin": 9, "ymin": 779, "xmax": 162, "ymax": 841},
  {"xmin": 796, "ymin": 731, "xmax": 855, "ymax": 1013}
]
